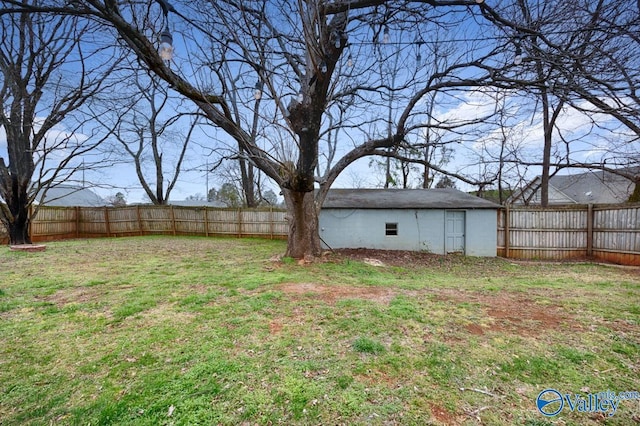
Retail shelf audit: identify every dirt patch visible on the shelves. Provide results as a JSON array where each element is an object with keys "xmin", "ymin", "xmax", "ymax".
[
  {"xmin": 275, "ymin": 282, "xmax": 584, "ymax": 337},
  {"xmin": 38, "ymin": 286, "xmax": 104, "ymax": 307},
  {"xmin": 429, "ymin": 403, "xmax": 459, "ymax": 425},
  {"xmin": 269, "ymin": 320, "xmax": 283, "ymax": 334},
  {"xmin": 355, "ymin": 370, "xmax": 398, "ymax": 387},
  {"xmin": 333, "ymin": 248, "xmax": 463, "ymax": 269},
  {"xmin": 435, "ymin": 289, "xmax": 578, "ymax": 336},
  {"xmin": 276, "ymin": 282, "xmax": 398, "ymax": 305},
  {"xmin": 187, "ymin": 284, "xmax": 209, "ymax": 294},
  {"xmin": 333, "ymin": 248, "xmax": 640, "ymax": 278},
  {"xmin": 487, "ymin": 302, "xmax": 563, "ymax": 331},
  {"xmin": 140, "ymin": 304, "xmax": 198, "ymax": 324},
  {"xmin": 465, "ymin": 323, "xmax": 485, "ymax": 335}
]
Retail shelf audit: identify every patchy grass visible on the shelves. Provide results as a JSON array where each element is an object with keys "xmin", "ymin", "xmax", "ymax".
[
  {"xmin": 352, "ymin": 336, "xmax": 387, "ymax": 355},
  {"xmin": 0, "ymin": 236, "xmax": 639, "ymax": 425}
]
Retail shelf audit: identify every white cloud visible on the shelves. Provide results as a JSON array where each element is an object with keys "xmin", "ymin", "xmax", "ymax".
[
  {"xmin": 432, "ymin": 89, "xmax": 499, "ymax": 123},
  {"xmin": 582, "ymin": 142, "xmax": 610, "ymax": 161},
  {"xmin": 1, "ymin": 118, "xmax": 90, "ymax": 160},
  {"xmin": 450, "ymin": 95, "xmax": 623, "ymax": 154},
  {"xmin": 42, "ymin": 127, "xmax": 89, "ymax": 147}
]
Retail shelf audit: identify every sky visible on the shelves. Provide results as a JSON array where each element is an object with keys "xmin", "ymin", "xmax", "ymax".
[
  {"xmin": 1, "ymin": 1, "xmax": 636, "ymax": 205},
  {"xmin": 0, "ymin": 88, "xmax": 632, "ymax": 205}
]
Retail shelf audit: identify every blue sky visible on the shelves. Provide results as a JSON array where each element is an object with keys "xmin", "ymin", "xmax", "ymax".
[
  {"xmin": 1, "ymin": 1, "xmax": 636, "ymax": 203},
  {"xmin": 0, "ymin": 84, "xmax": 633, "ymax": 204}
]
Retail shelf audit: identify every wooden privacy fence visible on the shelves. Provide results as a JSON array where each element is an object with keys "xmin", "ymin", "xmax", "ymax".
[
  {"xmin": 4, "ymin": 204, "xmax": 640, "ymax": 266},
  {"xmin": 0, "ymin": 205, "xmax": 288, "ymax": 244},
  {"xmin": 499, "ymin": 204, "xmax": 640, "ymax": 265}
]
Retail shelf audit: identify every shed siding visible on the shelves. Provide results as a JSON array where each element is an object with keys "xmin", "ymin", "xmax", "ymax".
[
  {"xmin": 465, "ymin": 209, "xmax": 497, "ymax": 257},
  {"xmin": 319, "ymin": 208, "xmax": 496, "ymax": 256}
]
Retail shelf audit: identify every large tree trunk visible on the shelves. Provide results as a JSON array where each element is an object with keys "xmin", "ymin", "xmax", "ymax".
[
  {"xmin": 7, "ymin": 212, "xmax": 31, "ymax": 245},
  {"xmin": 0, "ymin": 158, "xmax": 34, "ymax": 245},
  {"xmin": 539, "ymin": 86, "xmax": 564, "ymax": 208},
  {"xmin": 1, "ymin": 180, "xmax": 32, "ymax": 245},
  {"xmin": 282, "ymin": 189, "xmax": 322, "ymax": 259},
  {"xmin": 240, "ymin": 157, "xmax": 258, "ymax": 208},
  {"xmin": 628, "ymin": 178, "xmax": 640, "ymax": 203},
  {"xmin": 540, "ymin": 89, "xmax": 552, "ymax": 207}
]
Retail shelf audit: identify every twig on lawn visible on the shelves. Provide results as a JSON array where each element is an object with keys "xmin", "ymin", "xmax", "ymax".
[
  {"xmin": 459, "ymin": 387, "xmax": 504, "ymax": 398},
  {"xmin": 466, "ymin": 406, "xmax": 491, "ymax": 418}
]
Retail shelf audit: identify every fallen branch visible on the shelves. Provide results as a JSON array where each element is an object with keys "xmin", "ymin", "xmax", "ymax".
[
  {"xmin": 466, "ymin": 406, "xmax": 491, "ymax": 417},
  {"xmin": 459, "ymin": 387, "xmax": 503, "ymax": 398}
]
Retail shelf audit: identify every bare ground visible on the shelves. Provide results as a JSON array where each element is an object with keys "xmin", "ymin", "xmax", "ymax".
[{"xmin": 275, "ymin": 282, "xmax": 581, "ymax": 338}]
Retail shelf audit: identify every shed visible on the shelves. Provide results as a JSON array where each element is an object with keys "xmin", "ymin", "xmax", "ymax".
[{"xmin": 319, "ymin": 188, "xmax": 500, "ymax": 256}]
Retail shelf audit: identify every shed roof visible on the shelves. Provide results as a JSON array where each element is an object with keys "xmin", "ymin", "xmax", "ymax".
[{"xmin": 322, "ymin": 188, "xmax": 500, "ymax": 209}]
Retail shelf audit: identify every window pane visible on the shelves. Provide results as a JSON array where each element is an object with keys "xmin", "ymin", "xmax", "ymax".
[{"xmin": 385, "ymin": 223, "xmax": 398, "ymax": 236}]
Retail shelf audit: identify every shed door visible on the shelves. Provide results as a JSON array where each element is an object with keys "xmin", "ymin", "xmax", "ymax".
[{"xmin": 445, "ymin": 211, "xmax": 465, "ymax": 254}]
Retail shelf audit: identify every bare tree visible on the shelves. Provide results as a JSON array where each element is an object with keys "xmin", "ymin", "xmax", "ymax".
[
  {"xmin": 371, "ymin": 28, "xmax": 464, "ymax": 190},
  {"xmin": 482, "ymin": 0, "xmax": 573, "ymax": 206},
  {"xmin": 557, "ymin": 0, "xmax": 640, "ymax": 199},
  {"xmin": 470, "ymin": 89, "xmax": 533, "ymax": 203},
  {"xmin": 484, "ymin": 0, "xmax": 640, "ymax": 204},
  {"xmin": 93, "ymin": 71, "xmax": 197, "ymax": 205},
  {"xmin": 65, "ymin": 0, "xmax": 502, "ymax": 258},
  {"xmin": 559, "ymin": 1, "xmax": 640, "ymax": 138},
  {"xmin": 2, "ymin": 0, "xmax": 529, "ymax": 257},
  {"xmin": 218, "ymin": 57, "xmax": 263, "ymax": 207},
  {"xmin": 420, "ymin": 95, "xmax": 453, "ymax": 189},
  {"xmin": 0, "ymin": 7, "xmax": 120, "ymax": 244}
]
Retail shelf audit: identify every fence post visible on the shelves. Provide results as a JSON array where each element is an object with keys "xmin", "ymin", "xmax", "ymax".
[
  {"xmin": 170, "ymin": 205, "xmax": 177, "ymax": 236},
  {"xmin": 204, "ymin": 207, "xmax": 209, "ymax": 237},
  {"xmin": 75, "ymin": 206, "xmax": 80, "ymax": 238},
  {"xmin": 269, "ymin": 207, "xmax": 274, "ymax": 240},
  {"xmin": 28, "ymin": 204, "xmax": 33, "ymax": 241},
  {"xmin": 237, "ymin": 209, "xmax": 243, "ymax": 238},
  {"xmin": 134, "ymin": 205, "xmax": 141, "ymax": 236},
  {"xmin": 587, "ymin": 204, "xmax": 593, "ymax": 257},
  {"xmin": 504, "ymin": 205, "xmax": 510, "ymax": 258},
  {"xmin": 104, "ymin": 207, "xmax": 111, "ymax": 238}
]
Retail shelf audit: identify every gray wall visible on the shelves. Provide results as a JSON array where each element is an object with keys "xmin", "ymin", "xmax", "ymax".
[
  {"xmin": 319, "ymin": 208, "xmax": 497, "ymax": 256},
  {"xmin": 464, "ymin": 209, "xmax": 497, "ymax": 256}
]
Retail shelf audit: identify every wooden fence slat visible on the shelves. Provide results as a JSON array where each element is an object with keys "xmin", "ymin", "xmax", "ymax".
[
  {"xmin": 587, "ymin": 204, "xmax": 593, "ymax": 257},
  {"xmin": 504, "ymin": 206, "xmax": 510, "ymax": 258},
  {"xmin": 136, "ymin": 205, "xmax": 143, "ymax": 235},
  {"xmin": 170, "ymin": 205, "xmax": 176, "ymax": 236},
  {"xmin": 204, "ymin": 207, "xmax": 209, "ymax": 237},
  {"xmin": 104, "ymin": 207, "xmax": 111, "ymax": 238}
]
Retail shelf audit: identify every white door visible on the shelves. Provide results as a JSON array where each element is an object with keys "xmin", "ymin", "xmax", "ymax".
[{"xmin": 445, "ymin": 211, "xmax": 465, "ymax": 254}]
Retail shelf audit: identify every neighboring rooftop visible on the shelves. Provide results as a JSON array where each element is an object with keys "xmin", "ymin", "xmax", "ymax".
[
  {"xmin": 36, "ymin": 185, "xmax": 107, "ymax": 207},
  {"xmin": 322, "ymin": 188, "xmax": 500, "ymax": 209},
  {"xmin": 170, "ymin": 199, "xmax": 226, "ymax": 208},
  {"xmin": 510, "ymin": 169, "xmax": 638, "ymax": 205}
]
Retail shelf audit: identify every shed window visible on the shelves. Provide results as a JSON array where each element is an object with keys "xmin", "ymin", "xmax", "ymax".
[{"xmin": 385, "ymin": 223, "xmax": 398, "ymax": 236}]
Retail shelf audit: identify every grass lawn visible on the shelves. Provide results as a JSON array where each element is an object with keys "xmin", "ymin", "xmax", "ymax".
[{"xmin": 0, "ymin": 236, "xmax": 638, "ymax": 425}]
